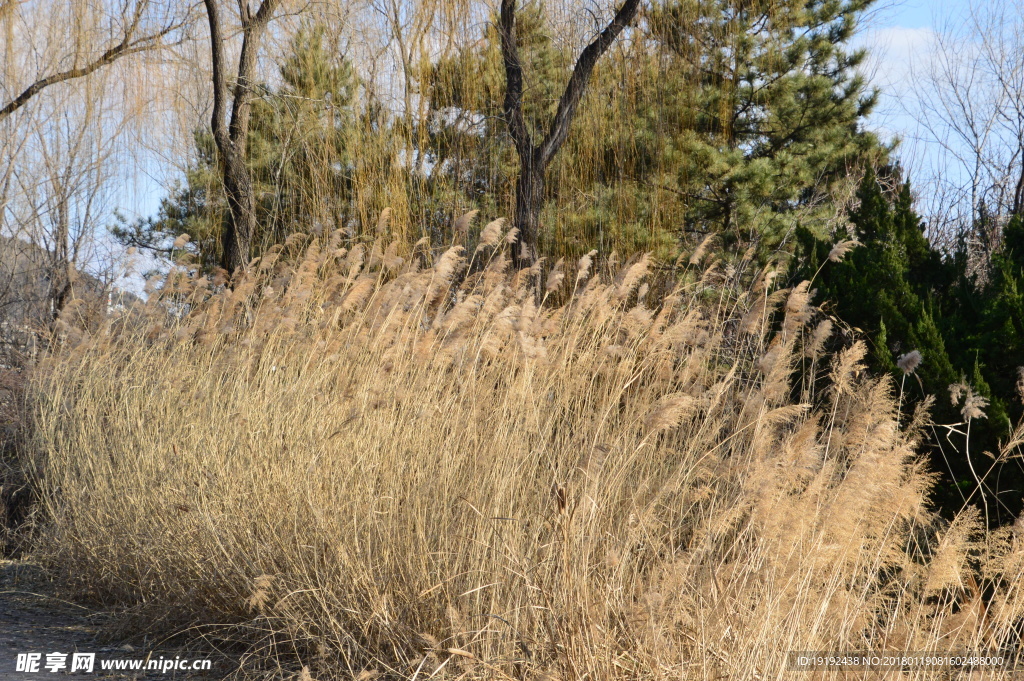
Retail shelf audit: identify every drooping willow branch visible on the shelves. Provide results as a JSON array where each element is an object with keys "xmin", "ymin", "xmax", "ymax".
[{"xmin": 0, "ymin": 1, "xmax": 184, "ymax": 121}]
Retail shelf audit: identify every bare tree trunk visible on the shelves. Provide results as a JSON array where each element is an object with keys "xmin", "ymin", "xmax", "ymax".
[
  {"xmin": 514, "ymin": 150, "xmax": 544, "ymax": 264},
  {"xmin": 221, "ymin": 148, "xmax": 256, "ymax": 271},
  {"xmin": 498, "ymin": 0, "xmax": 640, "ymax": 268},
  {"xmin": 203, "ymin": 0, "xmax": 281, "ymax": 273},
  {"xmin": 1012, "ymin": 165, "xmax": 1024, "ymax": 220},
  {"xmin": 48, "ymin": 197, "xmax": 72, "ymax": 320}
]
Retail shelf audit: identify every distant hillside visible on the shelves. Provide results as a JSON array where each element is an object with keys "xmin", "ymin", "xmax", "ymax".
[{"xmin": 0, "ymin": 236, "xmax": 137, "ymax": 367}]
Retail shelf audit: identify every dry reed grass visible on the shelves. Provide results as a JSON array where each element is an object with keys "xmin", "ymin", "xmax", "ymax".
[{"xmin": 22, "ymin": 226, "xmax": 1024, "ymax": 680}]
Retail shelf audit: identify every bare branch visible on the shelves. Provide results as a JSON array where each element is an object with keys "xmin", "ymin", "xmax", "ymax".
[
  {"xmin": 498, "ymin": 0, "xmax": 641, "ymax": 266},
  {"xmin": 537, "ymin": 0, "xmax": 641, "ymax": 166},
  {"xmin": 250, "ymin": 0, "xmax": 280, "ymax": 30},
  {"xmin": 237, "ymin": 0, "xmax": 251, "ymax": 25},
  {"xmin": 0, "ymin": 3, "xmax": 181, "ymax": 122}
]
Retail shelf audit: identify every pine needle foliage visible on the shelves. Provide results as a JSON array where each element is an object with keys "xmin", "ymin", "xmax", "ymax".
[{"xmin": 795, "ymin": 168, "xmax": 1024, "ymax": 524}]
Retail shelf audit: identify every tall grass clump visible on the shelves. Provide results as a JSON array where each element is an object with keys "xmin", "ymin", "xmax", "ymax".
[{"xmin": 25, "ymin": 226, "xmax": 1024, "ymax": 679}]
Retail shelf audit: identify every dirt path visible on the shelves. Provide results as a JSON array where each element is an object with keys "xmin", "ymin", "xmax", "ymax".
[{"xmin": 0, "ymin": 561, "xmax": 230, "ymax": 681}]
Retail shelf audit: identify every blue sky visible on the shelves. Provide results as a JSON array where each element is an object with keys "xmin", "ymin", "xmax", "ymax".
[
  {"xmin": 875, "ymin": 0, "xmax": 938, "ymax": 29},
  {"xmin": 855, "ymin": 0, "xmax": 971, "ymax": 173}
]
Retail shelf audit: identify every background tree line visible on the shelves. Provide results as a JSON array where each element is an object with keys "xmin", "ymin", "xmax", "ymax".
[{"xmin": 108, "ymin": 0, "xmax": 882, "ymax": 269}]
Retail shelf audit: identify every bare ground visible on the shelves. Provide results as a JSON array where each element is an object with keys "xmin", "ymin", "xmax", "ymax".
[{"xmin": 0, "ymin": 560, "xmax": 232, "ymax": 681}]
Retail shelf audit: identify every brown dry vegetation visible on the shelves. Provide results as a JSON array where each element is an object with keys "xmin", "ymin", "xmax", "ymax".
[{"xmin": 20, "ymin": 227, "xmax": 1024, "ymax": 679}]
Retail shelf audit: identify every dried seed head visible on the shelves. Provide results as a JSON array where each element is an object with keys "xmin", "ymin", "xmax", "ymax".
[
  {"xmin": 375, "ymin": 207, "xmax": 392, "ymax": 235},
  {"xmin": 897, "ymin": 350, "xmax": 922, "ymax": 375},
  {"xmin": 950, "ymin": 381, "xmax": 988, "ymax": 419},
  {"xmin": 805, "ymin": 319, "xmax": 833, "ymax": 357},
  {"xmin": 644, "ymin": 393, "xmax": 696, "ymax": 432},
  {"xmin": 783, "ymin": 281, "xmax": 813, "ymax": 332},
  {"xmin": 689, "ymin": 233, "xmax": 716, "ymax": 265},
  {"xmin": 476, "ymin": 218, "xmax": 505, "ymax": 250},
  {"xmin": 962, "ymin": 389, "xmax": 989, "ymax": 421},
  {"xmin": 576, "ymin": 249, "xmax": 598, "ymax": 281},
  {"xmin": 828, "ymin": 238, "xmax": 862, "ymax": 262},
  {"xmin": 454, "ymin": 209, "xmax": 479, "ymax": 242},
  {"xmin": 546, "ymin": 258, "xmax": 565, "ymax": 294},
  {"xmin": 383, "ymin": 241, "xmax": 404, "ymax": 272},
  {"xmin": 831, "ymin": 341, "xmax": 867, "ymax": 394}
]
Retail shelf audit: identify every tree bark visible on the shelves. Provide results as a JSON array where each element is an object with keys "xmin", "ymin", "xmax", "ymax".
[
  {"xmin": 1012, "ymin": 162, "xmax": 1024, "ymax": 219},
  {"xmin": 498, "ymin": 0, "xmax": 641, "ymax": 268},
  {"xmin": 221, "ymin": 148, "xmax": 256, "ymax": 271},
  {"xmin": 203, "ymin": 0, "xmax": 281, "ymax": 273},
  {"xmin": 48, "ymin": 197, "xmax": 72, "ymax": 320},
  {"xmin": 514, "ymin": 150, "xmax": 544, "ymax": 265}
]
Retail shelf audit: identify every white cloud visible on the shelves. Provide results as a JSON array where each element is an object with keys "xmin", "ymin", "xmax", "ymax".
[
  {"xmin": 858, "ymin": 26, "xmax": 939, "ymax": 94},
  {"xmin": 854, "ymin": 25, "xmax": 942, "ymax": 155}
]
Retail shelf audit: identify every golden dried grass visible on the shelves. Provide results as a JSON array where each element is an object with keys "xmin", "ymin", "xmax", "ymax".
[{"xmin": 23, "ymin": 233, "xmax": 1024, "ymax": 680}]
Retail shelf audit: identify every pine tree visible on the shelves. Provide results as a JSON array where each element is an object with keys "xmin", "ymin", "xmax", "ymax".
[
  {"xmin": 422, "ymin": 0, "xmax": 886, "ymax": 263},
  {"xmin": 797, "ymin": 169, "xmax": 958, "ymax": 390},
  {"xmin": 648, "ymin": 0, "xmax": 885, "ymax": 250},
  {"xmin": 969, "ymin": 215, "xmax": 1024, "ymax": 435}
]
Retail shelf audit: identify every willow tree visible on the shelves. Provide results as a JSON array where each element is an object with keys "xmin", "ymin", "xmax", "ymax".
[
  {"xmin": 0, "ymin": 0, "xmax": 181, "ymax": 122},
  {"xmin": 1, "ymin": 0, "xmax": 185, "ymax": 319},
  {"xmin": 498, "ymin": 0, "xmax": 641, "ymax": 265}
]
